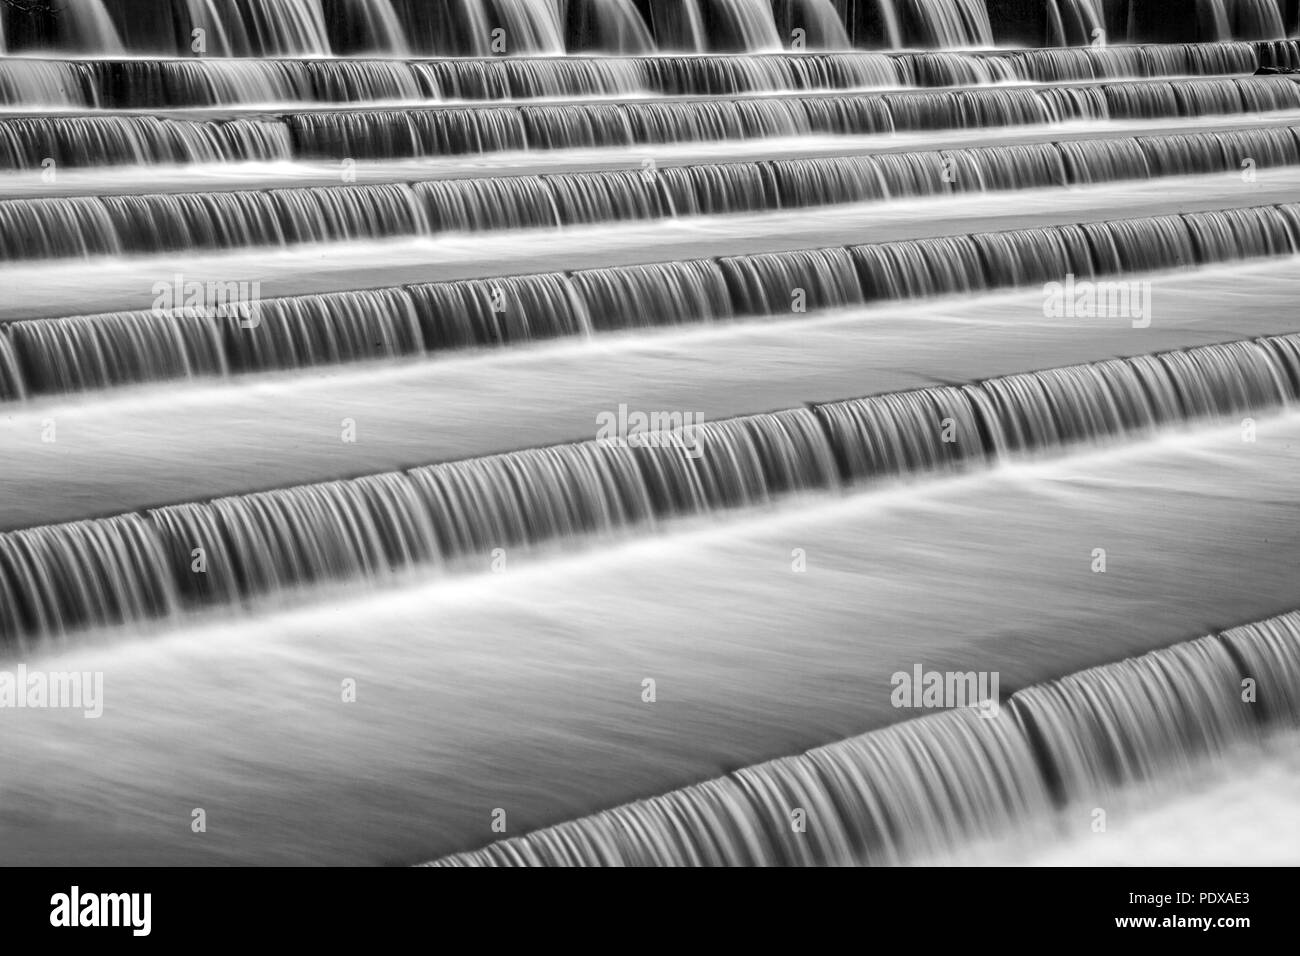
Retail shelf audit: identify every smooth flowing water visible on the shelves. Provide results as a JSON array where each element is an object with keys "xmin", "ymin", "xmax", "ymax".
[
  {"xmin": 4, "ymin": 330, "xmax": 1298, "ymax": 645},
  {"xmin": 430, "ymin": 613, "xmax": 1300, "ymax": 866},
  {"xmin": 2, "ymin": 5, "xmax": 1297, "ymax": 867},
  {"xmin": 4, "ymin": 412, "xmax": 1300, "ymax": 865}
]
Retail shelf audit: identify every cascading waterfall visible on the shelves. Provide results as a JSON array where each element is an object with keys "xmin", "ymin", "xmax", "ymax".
[
  {"xmin": 143, "ymin": 406, "xmax": 839, "ymax": 608},
  {"xmin": 568, "ymin": 0, "xmax": 656, "ymax": 54},
  {"xmin": 1, "ymin": 288, "xmax": 432, "ymax": 394},
  {"xmin": 1202, "ymin": 0, "xmax": 1285, "ymax": 42},
  {"xmin": 1, "ymin": 1, "xmax": 1292, "ymax": 57},
  {"xmin": 4, "ymin": 200, "xmax": 1299, "ymax": 396},
  {"xmin": 574, "ymin": 204, "xmax": 1299, "ymax": 321},
  {"xmin": 52, "ymin": 0, "xmax": 126, "ymax": 55},
  {"xmin": 905, "ymin": 0, "xmax": 992, "ymax": 48},
  {"xmin": 386, "ymin": 0, "xmax": 493, "ymax": 56},
  {"xmin": 425, "ymin": 611, "xmax": 1300, "ymax": 866},
  {"xmin": 818, "ymin": 334, "xmax": 1300, "ymax": 477},
  {"xmin": 2, "ymin": 332, "xmax": 1298, "ymax": 645},
  {"xmin": 0, "ymin": 114, "xmax": 294, "ymax": 169},
  {"xmin": 1047, "ymin": 0, "xmax": 1105, "ymax": 47},
  {"xmin": 705, "ymin": 0, "xmax": 784, "ymax": 52},
  {"xmin": 0, "ymin": 515, "xmax": 179, "ymax": 648},
  {"xmin": 180, "ymin": 0, "xmax": 239, "ymax": 58},
  {"xmin": 417, "ymin": 55, "xmax": 645, "ymax": 98},
  {"xmin": 1258, "ymin": 38, "xmax": 1300, "ymax": 69},
  {"xmin": 2, "ymin": 4, "xmax": 1300, "ymax": 871},
  {"xmin": 0, "ymin": 45, "xmax": 1275, "ymax": 111},
  {"xmin": 1207, "ymin": 0, "xmax": 1234, "ymax": 39},
  {"xmin": 874, "ymin": 0, "xmax": 904, "ymax": 48},
  {"xmin": 568, "ymin": 259, "xmax": 731, "ymax": 329},
  {"xmin": 333, "ymin": 0, "xmax": 410, "ymax": 56},
  {"xmin": 487, "ymin": 0, "xmax": 566, "ymax": 55},
  {"xmin": 640, "ymin": 0, "xmax": 709, "ymax": 52},
  {"xmin": 776, "ymin": 0, "xmax": 854, "ymax": 50},
  {"xmin": 408, "ymin": 272, "xmax": 593, "ymax": 345},
  {"xmin": 236, "ymin": 0, "xmax": 332, "ymax": 56},
  {"xmin": 8, "ymin": 73, "xmax": 1298, "ymax": 169}
]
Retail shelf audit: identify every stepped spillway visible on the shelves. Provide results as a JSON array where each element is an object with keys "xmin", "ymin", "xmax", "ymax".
[
  {"xmin": 10, "ymin": 73, "xmax": 1300, "ymax": 170},
  {"xmin": 429, "ymin": 610, "xmax": 1300, "ymax": 866},
  {"xmin": 4, "ymin": 332, "xmax": 1300, "ymax": 647},
  {"xmin": 1, "ymin": 0, "xmax": 1297, "ymax": 870},
  {"xmin": 6, "ymin": 411, "xmax": 1300, "ymax": 865}
]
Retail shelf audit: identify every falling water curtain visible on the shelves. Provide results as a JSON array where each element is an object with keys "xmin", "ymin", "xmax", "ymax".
[{"xmin": 2, "ymin": 0, "xmax": 1299, "ymax": 56}]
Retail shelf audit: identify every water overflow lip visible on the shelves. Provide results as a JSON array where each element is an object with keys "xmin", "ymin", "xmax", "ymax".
[
  {"xmin": 2, "ymin": 252, "xmax": 1298, "ymax": 530},
  {"xmin": 2, "ymin": 333, "xmax": 1299, "ymax": 646},
  {"xmin": 8, "ymin": 112, "xmax": 1300, "ymax": 200},
  {"xmin": 8, "ymin": 187, "xmax": 1300, "ymax": 320},
  {"xmin": 6, "ymin": 73, "xmax": 1300, "ymax": 171},
  {"xmin": 4, "ymin": 126, "xmax": 1300, "ymax": 263},
  {"xmin": 426, "ymin": 608, "xmax": 1300, "ymax": 867}
]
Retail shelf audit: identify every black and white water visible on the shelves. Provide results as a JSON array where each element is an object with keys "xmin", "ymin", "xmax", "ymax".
[{"xmin": 0, "ymin": 0, "xmax": 1297, "ymax": 866}]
